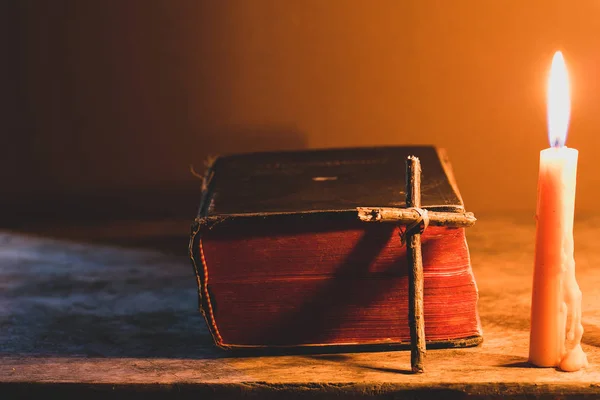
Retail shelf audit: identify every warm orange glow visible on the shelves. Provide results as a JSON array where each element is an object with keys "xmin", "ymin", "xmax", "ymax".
[{"xmin": 547, "ymin": 51, "xmax": 571, "ymax": 147}]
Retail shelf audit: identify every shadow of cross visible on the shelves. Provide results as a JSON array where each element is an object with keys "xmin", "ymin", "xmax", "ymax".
[{"xmin": 255, "ymin": 224, "xmax": 409, "ymax": 346}]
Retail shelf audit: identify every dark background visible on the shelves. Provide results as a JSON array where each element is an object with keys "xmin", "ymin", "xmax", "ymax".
[{"xmin": 4, "ymin": 0, "xmax": 600, "ymax": 223}]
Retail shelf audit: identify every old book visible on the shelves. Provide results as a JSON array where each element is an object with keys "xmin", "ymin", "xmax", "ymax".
[{"xmin": 189, "ymin": 146, "xmax": 482, "ymax": 349}]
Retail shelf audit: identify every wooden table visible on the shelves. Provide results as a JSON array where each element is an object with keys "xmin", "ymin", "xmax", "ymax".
[{"xmin": 2, "ymin": 215, "xmax": 600, "ymax": 399}]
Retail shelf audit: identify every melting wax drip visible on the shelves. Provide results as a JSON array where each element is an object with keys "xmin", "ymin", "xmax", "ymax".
[{"xmin": 558, "ymin": 232, "xmax": 588, "ymax": 372}]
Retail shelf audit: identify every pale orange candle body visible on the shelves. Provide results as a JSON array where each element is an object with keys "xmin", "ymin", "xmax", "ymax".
[
  {"xmin": 528, "ymin": 51, "xmax": 587, "ymax": 372},
  {"xmin": 529, "ymin": 147, "xmax": 586, "ymax": 371}
]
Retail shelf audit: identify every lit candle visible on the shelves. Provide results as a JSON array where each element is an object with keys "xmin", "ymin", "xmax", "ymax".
[{"xmin": 529, "ymin": 51, "xmax": 587, "ymax": 372}]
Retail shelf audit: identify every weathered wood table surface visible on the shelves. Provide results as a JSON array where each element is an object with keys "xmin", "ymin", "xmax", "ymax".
[{"xmin": 2, "ymin": 214, "xmax": 600, "ymax": 399}]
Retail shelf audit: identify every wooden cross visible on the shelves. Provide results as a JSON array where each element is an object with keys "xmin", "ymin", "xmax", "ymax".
[
  {"xmin": 405, "ymin": 155, "xmax": 426, "ymax": 373},
  {"xmin": 357, "ymin": 156, "xmax": 476, "ymax": 373}
]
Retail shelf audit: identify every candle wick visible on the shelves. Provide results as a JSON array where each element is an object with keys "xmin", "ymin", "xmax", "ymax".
[{"xmin": 552, "ymin": 138, "xmax": 562, "ymax": 148}]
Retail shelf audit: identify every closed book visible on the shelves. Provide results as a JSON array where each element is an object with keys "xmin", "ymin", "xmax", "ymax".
[{"xmin": 189, "ymin": 146, "xmax": 481, "ymax": 349}]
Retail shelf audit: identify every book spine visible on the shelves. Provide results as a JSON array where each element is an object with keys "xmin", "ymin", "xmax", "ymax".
[
  {"xmin": 189, "ymin": 221, "xmax": 228, "ymax": 348},
  {"xmin": 189, "ymin": 156, "xmax": 227, "ymax": 348}
]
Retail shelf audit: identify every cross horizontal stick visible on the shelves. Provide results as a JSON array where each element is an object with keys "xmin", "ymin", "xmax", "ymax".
[{"xmin": 357, "ymin": 207, "xmax": 476, "ymax": 227}]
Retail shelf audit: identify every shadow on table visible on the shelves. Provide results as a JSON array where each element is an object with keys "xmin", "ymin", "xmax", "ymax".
[
  {"xmin": 5, "ymin": 219, "xmax": 192, "ymax": 256},
  {"xmin": 497, "ymin": 360, "xmax": 534, "ymax": 368},
  {"xmin": 304, "ymin": 354, "xmax": 414, "ymax": 375}
]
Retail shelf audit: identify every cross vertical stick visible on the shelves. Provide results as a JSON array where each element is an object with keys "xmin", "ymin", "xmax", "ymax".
[{"xmin": 406, "ymin": 155, "xmax": 426, "ymax": 373}]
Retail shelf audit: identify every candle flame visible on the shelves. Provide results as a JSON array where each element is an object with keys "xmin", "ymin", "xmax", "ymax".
[{"xmin": 547, "ymin": 51, "xmax": 571, "ymax": 147}]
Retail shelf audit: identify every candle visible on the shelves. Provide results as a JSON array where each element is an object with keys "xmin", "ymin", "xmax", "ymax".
[{"xmin": 529, "ymin": 51, "xmax": 587, "ymax": 372}]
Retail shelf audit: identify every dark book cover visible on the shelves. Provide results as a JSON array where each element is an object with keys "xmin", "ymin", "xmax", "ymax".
[{"xmin": 189, "ymin": 146, "xmax": 481, "ymax": 349}]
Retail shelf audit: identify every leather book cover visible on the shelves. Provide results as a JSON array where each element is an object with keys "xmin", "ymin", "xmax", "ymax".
[{"xmin": 189, "ymin": 146, "xmax": 481, "ymax": 349}]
